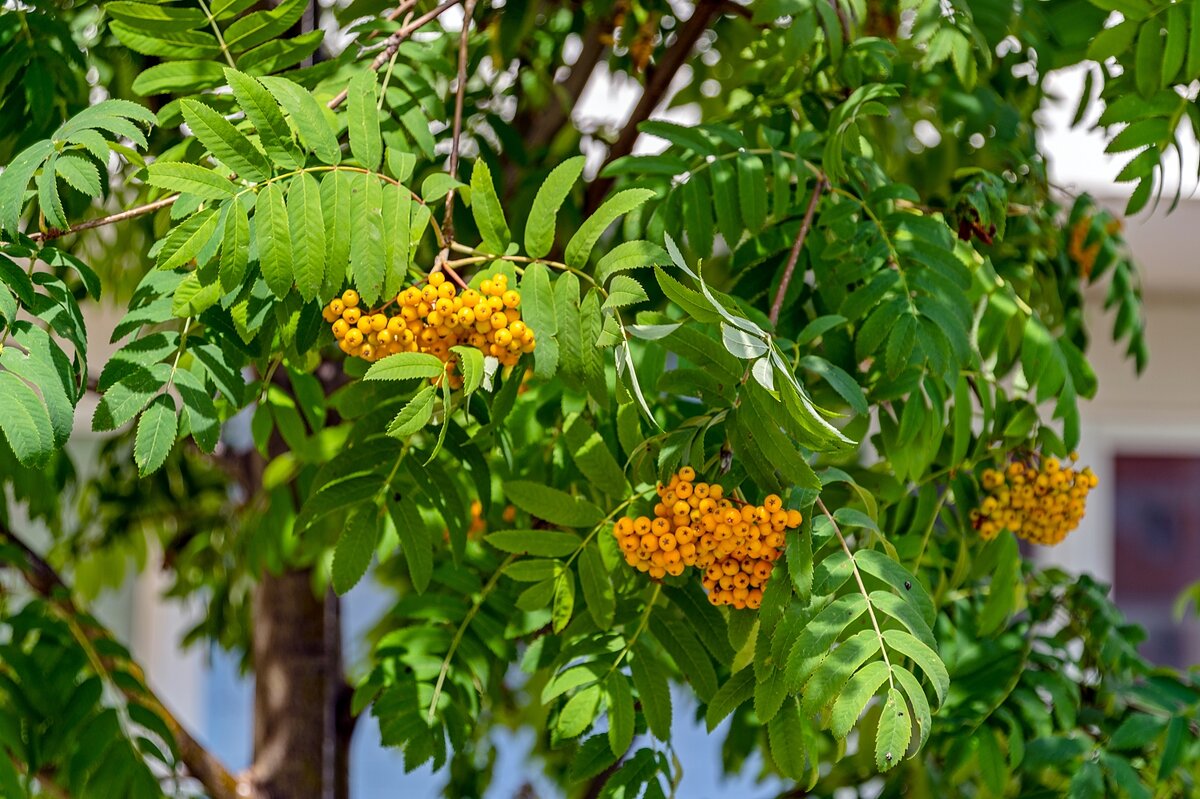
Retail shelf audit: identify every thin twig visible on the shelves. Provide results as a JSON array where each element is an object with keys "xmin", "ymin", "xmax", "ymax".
[
  {"xmin": 28, "ymin": 196, "xmax": 178, "ymax": 243},
  {"xmin": 816, "ymin": 498, "xmax": 895, "ymax": 690},
  {"xmin": 768, "ymin": 175, "xmax": 825, "ymax": 326},
  {"xmin": 326, "ymin": 0, "xmax": 462, "ymax": 110},
  {"xmin": 0, "ymin": 522, "xmax": 250, "ymax": 799},
  {"xmin": 440, "ymin": 0, "xmax": 479, "ymax": 245}
]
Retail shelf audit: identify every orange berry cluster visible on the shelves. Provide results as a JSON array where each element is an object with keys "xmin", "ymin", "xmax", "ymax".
[
  {"xmin": 322, "ymin": 272, "xmax": 536, "ymax": 382},
  {"xmin": 612, "ymin": 467, "xmax": 803, "ymax": 610},
  {"xmin": 971, "ymin": 454, "xmax": 1099, "ymax": 545}
]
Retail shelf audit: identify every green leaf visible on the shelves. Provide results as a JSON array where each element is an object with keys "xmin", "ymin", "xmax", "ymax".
[
  {"xmin": 606, "ymin": 675, "xmax": 634, "ymax": 756},
  {"xmin": 1069, "ymin": 761, "xmax": 1104, "ymax": 799},
  {"xmin": 855, "ymin": 549, "xmax": 935, "ymax": 625},
  {"xmin": 450, "ymin": 345, "xmax": 484, "ymax": 395},
  {"xmin": 0, "ymin": 371, "xmax": 55, "ymax": 466},
  {"xmin": 109, "ymin": 22, "xmax": 221, "ymax": 59},
  {"xmin": 595, "ymin": 240, "xmax": 671, "ymax": 285},
  {"xmin": 320, "ymin": 170, "xmax": 354, "ymax": 295},
  {"xmin": 881, "ymin": 629, "xmax": 948, "ymax": 706},
  {"xmin": 706, "ymin": 666, "xmax": 754, "ymax": 731},
  {"xmin": 1189, "ymin": 0, "xmax": 1200, "ymax": 79},
  {"xmin": 133, "ymin": 61, "xmax": 226, "ymax": 95},
  {"xmin": 565, "ymin": 188, "xmax": 655, "ymax": 267},
  {"xmin": 556, "ymin": 683, "xmax": 600, "ymax": 739},
  {"xmin": 1108, "ymin": 714, "xmax": 1167, "ymax": 751},
  {"xmin": 650, "ymin": 615, "xmax": 717, "ymax": 701},
  {"xmin": 220, "ymin": 198, "xmax": 251, "ymax": 292},
  {"xmin": 0, "ymin": 140, "xmax": 54, "ymax": 236},
  {"xmin": 55, "ymin": 153, "xmax": 102, "ymax": 197},
  {"xmin": 485, "ymin": 529, "xmax": 583, "ymax": 557},
  {"xmin": 1162, "ymin": 6, "xmax": 1188, "ymax": 85},
  {"xmin": 181, "ymin": 99, "xmax": 272, "ymax": 182},
  {"xmin": 237, "ymin": 30, "xmax": 324, "ymax": 75},
  {"xmin": 225, "ymin": 68, "xmax": 302, "ymax": 170},
  {"xmin": 146, "ymin": 162, "xmax": 235, "ymax": 199},
  {"xmin": 552, "ymin": 569, "xmax": 576, "ymax": 632},
  {"xmin": 978, "ymin": 532, "xmax": 1020, "ymax": 635},
  {"xmin": 830, "ymin": 661, "xmax": 891, "ymax": 739},
  {"xmin": 682, "ymin": 172, "xmax": 715, "ymax": 257},
  {"xmin": 157, "ymin": 208, "xmax": 220, "ymax": 271},
  {"xmin": 365, "ymin": 352, "xmax": 445, "ymax": 381},
  {"xmin": 389, "ymin": 499, "xmax": 432, "ymax": 593},
  {"xmin": 737, "ymin": 152, "xmax": 768, "ymax": 233},
  {"xmin": 519, "ymin": 262, "xmax": 558, "ymax": 378},
  {"xmin": 525, "ymin": 155, "xmax": 585, "ymax": 258},
  {"xmin": 601, "ymin": 274, "xmax": 648, "ymax": 313},
  {"xmin": 134, "ymin": 394, "xmax": 178, "ymax": 476},
  {"xmin": 255, "ymin": 182, "xmax": 292, "ymax": 297},
  {"xmin": 578, "ymin": 541, "xmax": 615, "ymax": 629},
  {"xmin": 563, "ymin": 413, "xmax": 628, "ymax": 497},
  {"xmin": 570, "ymin": 736, "xmax": 619, "ymax": 782},
  {"xmin": 800, "ymin": 629, "xmax": 881, "ymax": 716},
  {"xmin": 259, "ymin": 77, "xmax": 341, "ymax": 165},
  {"xmin": 469, "ymin": 159, "xmax": 510, "ymax": 254},
  {"xmin": 1136, "ymin": 19, "xmax": 1165, "ymax": 97},
  {"xmin": 331, "ymin": 505, "xmax": 379, "ymax": 595},
  {"xmin": 709, "ymin": 157, "xmax": 742, "ymax": 246},
  {"xmin": 504, "ymin": 481, "xmax": 604, "ymax": 528},
  {"xmin": 349, "ymin": 174, "xmax": 386, "ymax": 305},
  {"xmin": 346, "ymin": 70, "xmax": 383, "ymax": 170},
  {"xmin": 768, "ymin": 698, "xmax": 808, "ymax": 780},
  {"xmin": 287, "ymin": 172, "xmax": 325, "ymax": 301},
  {"xmin": 421, "ymin": 173, "xmax": 464, "ymax": 203},
  {"xmin": 222, "ymin": 0, "xmax": 307, "ymax": 53},
  {"xmin": 107, "ymin": 1, "xmax": 207, "ymax": 31},
  {"xmin": 386, "ymin": 386, "xmax": 436, "ymax": 439},
  {"xmin": 875, "ymin": 687, "xmax": 912, "ymax": 771},
  {"xmin": 630, "ymin": 647, "xmax": 672, "ymax": 740}
]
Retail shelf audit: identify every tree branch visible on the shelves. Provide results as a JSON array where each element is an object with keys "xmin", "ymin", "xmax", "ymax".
[
  {"xmin": 0, "ymin": 523, "xmax": 250, "ymax": 799},
  {"xmin": 28, "ymin": 196, "xmax": 179, "ymax": 243},
  {"xmin": 585, "ymin": 0, "xmax": 725, "ymax": 211},
  {"xmin": 327, "ymin": 0, "xmax": 462, "ymax": 110},
  {"xmin": 440, "ymin": 0, "xmax": 479, "ymax": 245},
  {"xmin": 769, "ymin": 175, "xmax": 825, "ymax": 326}
]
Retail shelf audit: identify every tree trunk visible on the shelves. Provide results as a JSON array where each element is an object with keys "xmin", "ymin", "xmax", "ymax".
[{"xmin": 251, "ymin": 570, "xmax": 348, "ymax": 799}]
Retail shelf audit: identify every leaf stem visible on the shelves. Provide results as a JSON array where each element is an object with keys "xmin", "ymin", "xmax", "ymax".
[
  {"xmin": 427, "ymin": 551, "xmax": 515, "ymax": 722},
  {"xmin": 606, "ymin": 583, "xmax": 662, "ymax": 678},
  {"xmin": 817, "ymin": 497, "xmax": 895, "ymax": 690},
  {"xmin": 197, "ymin": 0, "xmax": 237, "ymax": 69}
]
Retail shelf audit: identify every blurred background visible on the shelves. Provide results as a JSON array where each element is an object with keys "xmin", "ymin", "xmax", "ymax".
[{"xmin": 13, "ymin": 11, "xmax": 1200, "ymax": 799}]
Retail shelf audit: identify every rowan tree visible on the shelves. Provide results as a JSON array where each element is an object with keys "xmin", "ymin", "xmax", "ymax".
[{"xmin": 0, "ymin": 0, "xmax": 1198, "ymax": 797}]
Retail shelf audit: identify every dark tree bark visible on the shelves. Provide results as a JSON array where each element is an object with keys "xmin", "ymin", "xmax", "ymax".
[{"xmin": 250, "ymin": 570, "xmax": 342, "ymax": 799}]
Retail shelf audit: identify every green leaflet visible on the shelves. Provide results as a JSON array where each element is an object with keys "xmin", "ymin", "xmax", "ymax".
[
  {"xmin": 875, "ymin": 688, "xmax": 912, "ymax": 771},
  {"xmin": 629, "ymin": 645, "xmax": 672, "ymax": 740},
  {"xmin": 145, "ymin": 162, "xmax": 236, "ymax": 200},
  {"xmin": 332, "ymin": 504, "xmax": 380, "ymax": 595},
  {"xmin": 485, "ymin": 530, "xmax": 582, "ymax": 558},
  {"xmin": 504, "ymin": 480, "xmax": 604, "ymax": 528},
  {"xmin": 525, "ymin": 155, "xmax": 585, "ymax": 259},
  {"xmin": 219, "ymin": 198, "xmax": 251, "ymax": 293},
  {"xmin": 347, "ymin": 70, "xmax": 383, "ymax": 171},
  {"xmin": 578, "ymin": 541, "xmax": 615, "ymax": 629},
  {"xmin": 180, "ymin": 99, "xmax": 272, "ymax": 181},
  {"xmin": 134, "ymin": 393, "xmax": 178, "ymax": 476},
  {"xmin": 259, "ymin": 76, "xmax": 341, "ymax": 165},
  {"xmin": 0, "ymin": 371, "xmax": 55, "ymax": 466},
  {"xmin": 469, "ymin": 159, "xmax": 510, "ymax": 254},
  {"xmin": 225, "ymin": 68, "xmax": 303, "ymax": 169},
  {"xmin": 255, "ymin": 182, "xmax": 292, "ymax": 297},
  {"xmin": 287, "ymin": 172, "xmax": 325, "ymax": 301},
  {"xmin": 564, "ymin": 188, "xmax": 655, "ymax": 267}
]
